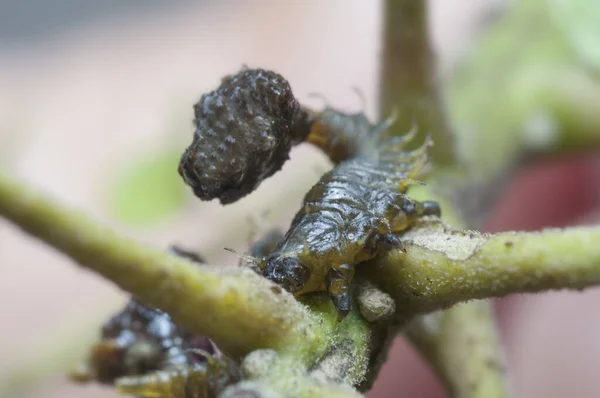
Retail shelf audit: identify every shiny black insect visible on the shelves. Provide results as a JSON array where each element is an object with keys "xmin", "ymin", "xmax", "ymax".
[
  {"xmin": 178, "ymin": 67, "xmax": 310, "ymax": 204},
  {"xmin": 70, "ymin": 246, "xmax": 216, "ymax": 385},
  {"xmin": 257, "ymin": 112, "xmax": 441, "ymax": 316}
]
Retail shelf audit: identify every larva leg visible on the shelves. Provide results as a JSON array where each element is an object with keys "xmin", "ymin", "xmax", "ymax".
[
  {"xmin": 421, "ymin": 200, "xmax": 441, "ymax": 217},
  {"xmin": 391, "ymin": 198, "xmax": 442, "ymax": 232},
  {"xmin": 377, "ymin": 233, "xmax": 406, "ymax": 252},
  {"xmin": 359, "ymin": 232, "xmax": 406, "ymax": 264},
  {"xmin": 327, "ymin": 263, "xmax": 355, "ymax": 318}
]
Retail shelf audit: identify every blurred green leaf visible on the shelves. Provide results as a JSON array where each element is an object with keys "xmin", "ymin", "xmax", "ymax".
[
  {"xmin": 107, "ymin": 147, "xmax": 189, "ymax": 226},
  {"xmin": 550, "ymin": 0, "xmax": 600, "ymax": 74},
  {"xmin": 446, "ymin": 0, "xmax": 600, "ymax": 175}
]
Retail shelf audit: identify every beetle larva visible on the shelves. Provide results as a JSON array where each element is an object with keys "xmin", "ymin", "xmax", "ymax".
[
  {"xmin": 178, "ymin": 67, "xmax": 310, "ymax": 204},
  {"xmin": 100, "ymin": 229, "xmax": 283, "ymax": 398},
  {"xmin": 70, "ymin": 246, "xmax": 214, "ymax": 384},
  {"xmin": 258, "ymin": 115, "xmax": 441, "ymax": 316}
]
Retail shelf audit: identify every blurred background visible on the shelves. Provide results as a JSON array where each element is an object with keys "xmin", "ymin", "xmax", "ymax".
[{"xmin": 1, "ymin": 1, "xmax": 600, "ymax": 397}]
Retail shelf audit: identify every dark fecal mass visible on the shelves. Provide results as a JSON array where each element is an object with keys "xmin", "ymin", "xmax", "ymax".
[
  {"xmin": 179, "ymin": 68, "xmax": 310, "ymax": 204},
  {"xmin": 176, "ymin": 67, "xmax": 442, "ymax": 318}
]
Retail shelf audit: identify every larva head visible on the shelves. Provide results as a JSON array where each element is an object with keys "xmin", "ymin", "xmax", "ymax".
[
  {"xmin": 179, "ymin": 68, "xmax": 310, "ymax": 204},
  {"xmin": 263, "ymin": 252, "xmax": 311, "ymax": 294}
]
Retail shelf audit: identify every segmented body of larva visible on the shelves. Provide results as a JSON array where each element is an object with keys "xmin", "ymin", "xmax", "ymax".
[{"xmin": 260, "ymin": 111, "xmax": 440, "ymax": 316}]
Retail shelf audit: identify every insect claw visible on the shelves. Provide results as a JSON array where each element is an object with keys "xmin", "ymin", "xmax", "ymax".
[
  {"xmin": 377, "ymin": 233, "xmax": 405, "ymax": 252},
  {"xmin": 331, "ymin": 291, "xmax": 351, "ymax": 320},
  {"xmin": 421, "ymin": 200, "xmax": 442, "ymax": 217}
]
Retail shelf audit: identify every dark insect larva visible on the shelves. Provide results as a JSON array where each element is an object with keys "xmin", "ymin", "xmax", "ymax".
[
  {"xmin": 92, "ymin": 232, "xmax": 294, "ymax": 397},
  {"xmin": 178, "ymin": 67, "xmax": 310, "ymax": 204},
  {"xmin": 71, "ymin": 246, "xmax": 214, "ymax": 384},
  {"xmin": 257, "ymin": 116, "xmax": 441, "ymax": 317}
]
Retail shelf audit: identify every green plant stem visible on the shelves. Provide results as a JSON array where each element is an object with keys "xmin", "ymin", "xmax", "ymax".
[
  {"xmin": 0, "ymin": 169, "xmax": 328, "ymax": 359},
  {"xmin": 366, "ymin": 219, "xmax": 600, "ymax": 318},
  {"xmin": 0, "ymin": 169, "xmax": 379, "ymax": 396},
  {"xmin": 405, "ymin": 303, "xmax": 509, "ymax": 398},
  {"xmin": 379, "ymin": 0, "xmax": 455, "ymax": 165}
]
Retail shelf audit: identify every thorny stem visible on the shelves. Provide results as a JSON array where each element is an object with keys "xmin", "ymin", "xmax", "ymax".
[{"xmin": 379, "ymin": 0, "xmax": 456, "ymax": 166}]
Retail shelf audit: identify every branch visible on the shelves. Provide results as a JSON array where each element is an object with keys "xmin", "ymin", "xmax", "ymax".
[
  {"xmin": 405, "ymin": 304, "xmax": 509, "ymax": 398},
  {"xmin": 0, "ymin": 169, "xmax": 383, "ymax": 395},
  {"xmin": 365, "ymin": 218, "xmax": 600, "ymax": 318},
  {"xmin": 379, "ymin": 0, "xmax": 455, "ymax": 165},
  {"xmin": 0, "ymin": 169, "xmax": 333, "ymax": 359}
]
